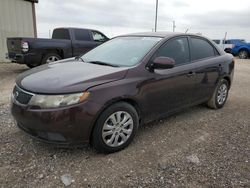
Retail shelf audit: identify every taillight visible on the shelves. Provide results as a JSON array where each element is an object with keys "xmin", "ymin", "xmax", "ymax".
[{"xmin": 21, "ymin": 41, "xmax": 29, "ymax": 52}]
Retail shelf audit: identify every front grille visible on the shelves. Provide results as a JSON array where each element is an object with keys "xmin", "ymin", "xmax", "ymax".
[{"xmin": 13, "ymin": 86, "xmax": 33, "ymax": 105}]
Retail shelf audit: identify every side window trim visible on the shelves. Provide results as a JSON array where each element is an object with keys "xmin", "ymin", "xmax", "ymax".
[
  {"xmin": 186, "ymin": 36, "xmax": 192, "ymax": 64},
  {"xmin": 149, "ymin": 36, "xmax": 191, "ymax": 67},
  {"xmin": 213, "ymin": 47, "xmax": 220, "ymax": 56},
  {"xmin": 190, "ymin": 54, "xmax": 219, "ymax": 63}
]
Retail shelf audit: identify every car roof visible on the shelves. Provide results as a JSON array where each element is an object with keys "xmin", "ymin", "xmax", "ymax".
[
  {"xmin": 55, "ymin": 27, "xmax": 91, "ymax": 30},
  {"xmin": 118, "ymin": 32, "xmax": 225, "ymax": 55},
  {"xmin": 120, "ymin": 32, "xmax": 201, "ymax": 38}
]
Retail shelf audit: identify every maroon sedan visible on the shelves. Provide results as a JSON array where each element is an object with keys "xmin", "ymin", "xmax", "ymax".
[{"xmin": 11, "ymin": 32, "xmax": 234, "ymax": 153}]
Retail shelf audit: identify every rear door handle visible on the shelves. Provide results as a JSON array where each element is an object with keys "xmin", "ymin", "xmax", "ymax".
[{"xmin": 187, "ymin": 71, "xmax": 196, "ymax": 77}]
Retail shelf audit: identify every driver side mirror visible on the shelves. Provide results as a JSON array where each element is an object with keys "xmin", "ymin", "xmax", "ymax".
[{"xmin": 150, "ymin": 56, "xmax": 175, "ymax": 70}]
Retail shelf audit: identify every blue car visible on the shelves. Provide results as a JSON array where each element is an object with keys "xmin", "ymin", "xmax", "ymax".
[{"xmin": 229, "ymin": 39, "xmax": 250, "ymax": 59}]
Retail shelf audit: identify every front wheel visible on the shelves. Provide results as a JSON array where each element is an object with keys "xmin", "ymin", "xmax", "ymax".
[
  {"xmin": 238, "ymin": 50, "xmax": 249, "ymax": 59},
  {"xmin": 92, "ymin": 102, "xmax": 139, "ymax": 153},
  {"xmin": 207, "ymin": 79, "xmax": 229, "ymax": 109}
]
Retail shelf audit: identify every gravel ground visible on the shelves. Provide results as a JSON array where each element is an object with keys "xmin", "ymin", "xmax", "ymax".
[{"xmin": 0, "ymin": 60, "xmax": 249, "ymax": 187}]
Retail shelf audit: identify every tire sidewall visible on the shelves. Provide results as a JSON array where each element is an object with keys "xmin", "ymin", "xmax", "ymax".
[
  {"xmin": 214, "ymin": 79, "xmax": 229, "ymax": 108},
  {"xmin": 26, "ymin": 64, "xmax": 37, "ymax": 68},
  {"xmin": 239, "ymin": 50, "xmax": 248, "ymax": 59},
  {"xmin": 92, "ymin": 102, "xmax": 139, "ymax": 153}
]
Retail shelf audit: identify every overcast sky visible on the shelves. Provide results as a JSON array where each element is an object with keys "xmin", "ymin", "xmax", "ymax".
[{"xmin": 36, "ymin": 0, "xmax": 250, "ymax": 41}]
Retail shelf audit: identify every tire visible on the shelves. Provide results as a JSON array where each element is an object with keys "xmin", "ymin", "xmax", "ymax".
[
  {"xmin": 92, "ymin": 102, "xmax": 139, "ymax": 153},
  {"xmin": 238, "ymin": 50, "xmax": 249, "ymax": 59},
  {"xmin": 41, "ymin": 53, "xmax": 61, "ymax": 65},
  {"xmin": 207, "ymin": 79, "xmax": 229, "ymax": 109},
  {"xmin": 26, "ymin": 64, "xmax": 37, "ymax": 68}
]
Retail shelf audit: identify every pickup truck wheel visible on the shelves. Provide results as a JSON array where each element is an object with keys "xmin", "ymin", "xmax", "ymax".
[
  {"xmin": 238, "ymin": 50, "xmax": 249, "ymax": 59},
  {"xmin": 42, "ymin": 53, "xmax": 61, "ymax": 64},
  {"xmin": 26, "ymin": 64, "xmax": 38, "ymax": 68}
]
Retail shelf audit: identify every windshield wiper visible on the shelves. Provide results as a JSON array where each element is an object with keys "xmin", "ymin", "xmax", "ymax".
[{"xmin": 87, "ymin": 61, "xmax": 119, "ymax": 67}]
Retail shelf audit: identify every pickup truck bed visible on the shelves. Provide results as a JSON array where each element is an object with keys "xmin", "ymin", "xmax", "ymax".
[{"xmin": 7, "ymin": 37, "xmax": 72, "ymax": 67}]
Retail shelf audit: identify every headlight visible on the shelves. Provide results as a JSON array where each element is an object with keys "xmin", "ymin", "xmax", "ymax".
[{"xmin": 28, "ymin": 92, "xmax": 89, "ymax": 108}]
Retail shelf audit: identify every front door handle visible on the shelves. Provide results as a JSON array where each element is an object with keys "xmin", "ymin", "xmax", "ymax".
[{"xmin": 187, "ymin": 71, "xmax": 196, "ymax": 77}]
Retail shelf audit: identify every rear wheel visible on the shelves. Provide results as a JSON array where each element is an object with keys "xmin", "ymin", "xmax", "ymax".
[
  {"xmin": 41, "ymin": 53, "xmax": 61, "ymax": 64},
  {"xmin": 238, "ymin": 50, "xmax": 249, "ymax": 59},
  {"xmin": 207, "ymin": 79, "xmax": 229, "ymax": 109},
  {"xmin": 26, "ymin": 64, "xmax": 37, "ymax": 68},
  {"xmin": 92, "ymin": 102, "xmax": 139, "ymax": 153}
]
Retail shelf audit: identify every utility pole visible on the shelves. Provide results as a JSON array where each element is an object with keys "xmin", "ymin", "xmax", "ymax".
[
  {"xmin": 223, "ymin": 32, "xmax": 227, "ymax": 49},
  {"xmin": 154, "ymin": 0, "xmax": 158, "ymax": 32},
  {"xmin": 224, "ymin": 32, "xmax": 227, "ymax": 40},
  {"xmin": 173, "ymin": 21, "xmax": 176, "ymax": 32}
]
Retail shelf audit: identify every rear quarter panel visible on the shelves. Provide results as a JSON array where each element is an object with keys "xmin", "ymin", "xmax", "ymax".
[
  {"xmin": 27, "ymin": 38, "xmax": 73, "ymax": 58},
  {"xmin": 220, "ymin": 53, "xmax": 234, "ymax": 87}
]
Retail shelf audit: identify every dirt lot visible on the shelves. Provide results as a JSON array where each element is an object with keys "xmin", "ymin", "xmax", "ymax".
[{"xmin": 0, "ymin": 60, "xmax": 249, "ymax": 187}]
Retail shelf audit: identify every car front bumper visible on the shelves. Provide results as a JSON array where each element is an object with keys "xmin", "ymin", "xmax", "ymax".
[{"xmin": 11, "ymin": 100, "xmax": 103, "ymax": 145}]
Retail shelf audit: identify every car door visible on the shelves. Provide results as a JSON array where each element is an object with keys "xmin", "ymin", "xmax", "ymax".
[
  {"xmin": 72, "ymin": 29, "xmax": 98, "ymax": 56},
  {"xmin": 190, "ymin": 37, "xmax": 221, "ymax": 103},
  {"xmin": 144, "ymin": 37, "xmax": 198, "ymax": 120}
]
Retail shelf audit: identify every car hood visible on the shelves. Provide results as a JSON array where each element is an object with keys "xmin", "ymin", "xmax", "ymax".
[{"xmin": 16, "ymin": 59, "xmax": 129, "ymax": 94}]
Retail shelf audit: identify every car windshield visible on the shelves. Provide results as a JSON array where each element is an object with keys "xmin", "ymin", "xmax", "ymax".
[{"xmin": 81, "ymin": 36, "xmax": 162, "ymax": 67}]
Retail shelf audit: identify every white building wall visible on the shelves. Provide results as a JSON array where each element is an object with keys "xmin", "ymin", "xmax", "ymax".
[{"xmin": 0, "ymin": 0, "xmax": 34, "ymax": 62}]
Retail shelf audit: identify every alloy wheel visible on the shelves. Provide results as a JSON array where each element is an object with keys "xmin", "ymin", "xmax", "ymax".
[
  {"xmin": 102, "ymin": 111, "xmax": 134, "ymax": 147},
  {"xmin": 217, "ymin": 83, "xmax": 228, "ymax": 105},
  {"xmin": 46, "ymin": 56, "xmax": 60, "ymax": 63},
  {"xmin": 239, "ymin": 51, "xmax": 248, "ymax": 59}
]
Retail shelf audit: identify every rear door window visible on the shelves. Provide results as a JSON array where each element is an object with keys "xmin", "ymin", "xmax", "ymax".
[
  {"xmin": 74, "ymin": 29, "xmax": 91, "ymax": 41},
  {"xmin": 52, "ymin": 29, "xmax": 70, "ymax": 40},
  {"xmin": 191, "ymin": 37, "xmax": 216, "ymax": 61},
  {"xmin": 154, "ymin": 37, "xmax": 190, "ymax": 65}
]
